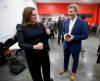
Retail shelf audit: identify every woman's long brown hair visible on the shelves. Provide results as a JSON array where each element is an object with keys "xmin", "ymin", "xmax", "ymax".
[{"xmin": 22, "ymin": 6, "xmax": 35, "ymax": 26}]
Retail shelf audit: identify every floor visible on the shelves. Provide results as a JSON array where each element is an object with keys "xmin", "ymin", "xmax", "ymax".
[{"xmin": 0, "ymin": 36, "xmax": 100, "ymax": 81}]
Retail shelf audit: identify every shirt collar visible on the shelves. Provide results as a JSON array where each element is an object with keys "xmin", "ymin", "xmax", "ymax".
[{"xmin": 70, "ymin": 16, "xmax": 77, "ymax": 21}]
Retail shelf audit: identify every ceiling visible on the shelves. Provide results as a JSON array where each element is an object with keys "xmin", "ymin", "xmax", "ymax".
[{"xmin": 33, "ymin": 0, "xmax": 100, "ymax": 3}]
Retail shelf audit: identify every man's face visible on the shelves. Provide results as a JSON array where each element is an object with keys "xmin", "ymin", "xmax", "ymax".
[{"xmin": 68, "ymin": 8, "xmax": 77, "ymax": 19}]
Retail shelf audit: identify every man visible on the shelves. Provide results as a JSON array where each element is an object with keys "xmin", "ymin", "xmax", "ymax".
[
  {"xmin": 96, "ymin": 24, "xmax": 100, "ymax": 37},
  {"xmin": 96, "ymin": 24, "xmax": 100, "ymax": 64},
  {"xmin": 57, "ymin": 17, "xmax": 64, "ymax": 45},
  {"xmin": 59, "ymin": 4, "xmax": 88, "ymax": 80},
  {"xmin": 48, "ymin": 18, "xmax": 55, "ymax": 39}
]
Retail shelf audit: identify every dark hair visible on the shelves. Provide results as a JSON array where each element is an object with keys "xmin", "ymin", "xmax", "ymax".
[
  {"xmin": 22, "ymin": 6, "xmax": 35, "ymax": 26},
  {"xmin": 80, "ymin": 15, "xmax": 86, "ymax": 20}
]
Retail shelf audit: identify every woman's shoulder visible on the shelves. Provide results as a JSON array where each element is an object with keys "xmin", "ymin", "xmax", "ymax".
[
  {"xmin": 36, "ymin": 22, "xmax": 45, "ymax": 29},
  {"xmin": 16, "ymin": 24, "xmax": 22, "ymax": 31},
  {"xmin": 36, "ymin": 22, "xmax": 43, "ymax": 26}
]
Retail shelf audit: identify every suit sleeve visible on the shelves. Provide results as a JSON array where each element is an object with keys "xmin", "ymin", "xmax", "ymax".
[
  {"xmin": 73, "ymin": 21, "xmax": 89, "ymax": 41},
  {"xmin": 16, "ymin": 24, "xmax": 33, "ymax": 50}
]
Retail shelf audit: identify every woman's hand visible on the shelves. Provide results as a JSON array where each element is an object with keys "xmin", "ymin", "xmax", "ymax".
[
  {"xmin": 46, "ymin": 28, "xmax": 51, "ymax": 35},
  {"xmin": 33, "ymin": 42, "xmax": 43, "ymax": 50}
]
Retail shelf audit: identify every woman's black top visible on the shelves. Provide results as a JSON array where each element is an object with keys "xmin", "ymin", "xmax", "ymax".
[{"xmin": 16, "ymin": 23, "xmax": 49, "ymax": 51}]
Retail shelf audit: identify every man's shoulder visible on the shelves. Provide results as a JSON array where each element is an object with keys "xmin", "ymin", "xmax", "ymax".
[
  {"xmin": 64, "ymin": 19, "xmax": 69, "ymax": 23},
  {"xmin": 77, "ymin": 17, "xmax": 84, "ymax": 21},
  {"xmin": 76, "ymin": 17, "xmax": 85, "ymax": 24}
]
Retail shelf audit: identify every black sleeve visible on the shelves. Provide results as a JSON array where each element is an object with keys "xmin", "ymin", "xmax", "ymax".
[{"xmin": 16, "ymin": 24, "xmax": 33, "ymax": 50}]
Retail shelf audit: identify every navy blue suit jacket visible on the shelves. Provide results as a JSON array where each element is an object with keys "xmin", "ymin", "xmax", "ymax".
[{"xmin": 63, "ymin": 17, "xmax": 88, "ymax": 53}]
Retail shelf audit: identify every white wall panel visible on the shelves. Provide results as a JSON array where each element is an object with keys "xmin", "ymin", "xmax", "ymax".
[{"xmin": 0, "ymin": 0, "xmax": 36, "ymax": 42}]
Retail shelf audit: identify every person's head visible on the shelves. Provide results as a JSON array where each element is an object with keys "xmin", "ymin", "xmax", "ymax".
[
  {"xmin": 22, "ymin": 6, "xmax": 37, "ymax": 26},
  {"xmin": 58, "ymin": 16, "xmax": 62, "ymax": 21},
  {"xmin": 68, "ymin": 4, "xmax": 79, "ymax": 19},
  {"xmin": 48, "ymin": 18, "xmax": 51, "ymax": 21},
  {"xmin": 80, "ymin": 15, "xmax": 86, "ymax": 20}
]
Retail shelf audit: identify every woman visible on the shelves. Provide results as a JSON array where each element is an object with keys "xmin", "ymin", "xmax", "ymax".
[{"xmin": 16, "ymin": 6, "xmax": 51, "ymax": 81}]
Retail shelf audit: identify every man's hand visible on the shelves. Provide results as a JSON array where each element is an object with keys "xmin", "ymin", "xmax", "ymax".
[
  {"xmin": 64, "ymin": 33, "xmax": 69, "ymax": 40},
  {"xmin": 67, "ymin": 35, "xmax": 74, "ymax": 42},
  {"xmin": 64, "ymin": 34, "xmax": 74, "ymax": 42}
]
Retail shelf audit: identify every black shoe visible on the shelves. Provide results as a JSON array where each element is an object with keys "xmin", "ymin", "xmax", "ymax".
[
  {"xmin": 50, "ymin": 78, "xmax": 53, "ymax": 81},
  {"xmin": 96, "ymin": 61, "xmax": 100, "ymax": 64},
  {"xmin": 58, "ymin": 41, "xmax": 60, "ymax": 45}
]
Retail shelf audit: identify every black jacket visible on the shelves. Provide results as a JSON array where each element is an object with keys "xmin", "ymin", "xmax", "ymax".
[{"xmin": 16, "ymin": 23, "xmax": 49, "ymax": 51}]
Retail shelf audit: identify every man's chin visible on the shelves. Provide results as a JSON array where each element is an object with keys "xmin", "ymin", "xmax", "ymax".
[{"xmin": 69, "ymin": 16, "xmax": 75, "ymax": 19}]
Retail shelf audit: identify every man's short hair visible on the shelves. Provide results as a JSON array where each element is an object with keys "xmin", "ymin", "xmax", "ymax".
[{"xmin": 68, "ymin": 4, "xmax": 79, "ymax": 12}]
